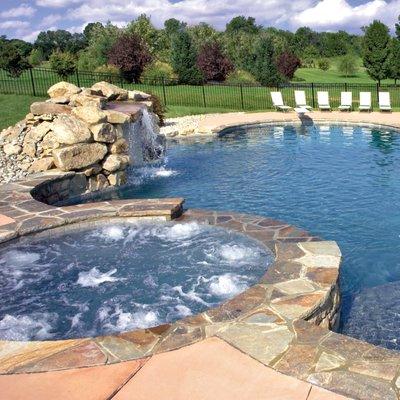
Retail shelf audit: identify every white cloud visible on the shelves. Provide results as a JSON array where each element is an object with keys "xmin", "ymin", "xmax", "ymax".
[
  {"xmin": 0, "ymin": 20, "xmax": 30, "ymax": 30},
  {"xmin": 39, "ymin": 14, "xmax": 62, "ymax": 28},
  {"xmin": 36, "ymin": 0, "xmax": 82, "ymax": 7},
  {"xmin": 0, "ymin": 4, "xmax": 36, "ymax": 19},
  {"xmin": 292, "ymin": 0, "xmax": 400, "ymax": 30}
]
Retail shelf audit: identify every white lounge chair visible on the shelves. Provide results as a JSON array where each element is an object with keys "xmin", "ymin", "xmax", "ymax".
[
  {"xmin": 379, "ymin": 92, "xmax": 391, "ymax": 112},
  {"xmin": 270, "ymin": 92, "xmax": 292, "ymax": 112},
  {"xmin": 359, "ymin": 92, "xmax": 371, "ymax": 112},
  {"xmin": 317, "ymin": 91, "xmax": 331, "ymax": 111},
  {"xmin": 294, "ymin": 91, "xmax": 312, "ymax": 110},
  {"xmin": 338, "ymin": 92, "xmax": 352, "ymax": 111}
]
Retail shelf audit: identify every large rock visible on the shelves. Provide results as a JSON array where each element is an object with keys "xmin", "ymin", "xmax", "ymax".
[
  {"xmin": 72, "ymin": 106, "xmax": 107, "ymax": 125},
  {"xmin": 128, "ymin": 90, "xmax": 151, "ymax": 101},
  {"xmin": 104, "ymin": 109, "xmax": 131, "ymax": 124},
  {"xmin": 30, "ymin": 102, "xmax": 72, "ymax": 116},
  {"xmin": 69, "ymin": 92, "xmax": 107, "ymax": 109},
  {"xmin": 53, "ymin": 143, "xmax": 108, "ymax": 171},
  {"xmin": 91, "ymin": 123, "xmax": 116, "ymax": 143},
  {"xmin": 108, "ymin": 170, "xmax": 127, "ymax": 186},
  {"xmin": 41, "ymin": 131, "xmax": 60, "ymax": 151},
  {"xmin": 52, "ymin": 115, "xmax": 92, "ymax": 145},
  {"xmin": 102, "ymin": 154, "xmax": 130, "ymax": 172},
  {"xmin": 88, "ymin": 173, "xmax": 110, "ymax": 191},
  {"xmin": 0, "ymin": 121, "xmax": 26, "ymax": 143},
  {"xmin": 91, "ymin": 82, "xmax": 128, "ymax": 101},
  {"xmin": 3, "ymin": 143, "xmax": 22, "ymax": 155},
  {"xmin": 28, "ymin": 122, "xmax": 53, "ymax": 141},
  {"xmin": 48, "ymin": 82, "xmax": 81, "ymax": 98},
  {"xmin": 109, "ymin": 138, "xmax": 129, "ymax": 154},
  {"xmin": 28, "ymin": 157, "xmax": 55, "ymax": 173}
]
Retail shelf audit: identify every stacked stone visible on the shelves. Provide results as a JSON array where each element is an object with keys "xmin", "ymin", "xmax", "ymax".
[{"xmin": 0, "ymin": 81, "xmax": 155, "ymax": 189}]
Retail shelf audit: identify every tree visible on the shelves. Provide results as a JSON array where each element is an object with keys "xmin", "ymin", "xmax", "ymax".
[
  {"xmin": 189, "ymin": 23, "xmax": 220, "ymax": 50},
  {"xmin": 197, "ymin": 41, "xmax": 233, "ymax": 82},
  {"xmin": 49, "ymin": 51, "xmax": 77, "ymax": 78},
  {"xmin": 362, "ymin": 20, "xmax": 391, "ymax": 85},
  {"xmin": 83, "ymin": 22, "xmax": 103, "ymax": 43},
  {"xmin": 164, "ymin": 18, "xmax": 186, "ymax": 37},
  {"xmin": 108, "ymin": 33, "xmax": 152, "ymax": 82},
  {"xmin": 302, "ymin": 45, "xmax": 318, "ymax": 68},
  {"xmin": 338, "ymin": 54, "xmax": 358, "ymax": 77},
  {"xmin": 318, "ymin": 59, "xmax": 330, "ymax": 71},
  {"xmin": 34, "ymin": 30, "xmax": 73, "ymax": 59},
  {"xmin": 170, "ymin": 29, "xmax": 203, "ymax": 84},
  {"xmin": 396, "ymin": 15, "xmax": 400, "ymax": 40},
  {"xmin": 276, "ymin": 51, "xmax": 301, "ymax": 80},
  {"xmin": 29, "ymin": 48, "xmax": 44, "ymax": 66},
  {"xmin": 224, "ymin": 31, "xmax": 256, "ymax": 71},
  {"xmin": 226, "ymin": 16, "xmax": 260, "ymax": 34},
  {"xmin": 251, "ymin": 35, "xmax": 280, "ymax": 86},
  {"xmin": 0, "ymin": 41, "xmax": 30, "ymax": 77},
  {"xmin": 388, "ymin": 38, "xmax": 400, "ymax": 84}
]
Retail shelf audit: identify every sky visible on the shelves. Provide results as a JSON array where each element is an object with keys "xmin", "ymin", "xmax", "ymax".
[{"xmin": 0, "ymin": 0, "xmax": 399, "ymax": 42}]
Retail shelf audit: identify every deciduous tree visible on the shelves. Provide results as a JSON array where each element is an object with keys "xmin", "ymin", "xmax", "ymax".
[{"xmin": 276, "ymin": 51, "xmax": 301, "ymax": 80}]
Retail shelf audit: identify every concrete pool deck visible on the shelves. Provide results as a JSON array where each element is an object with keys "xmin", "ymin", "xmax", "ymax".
[{"xmin": 2, "ymin": 111, "xmax": 400, "ymax": 399}]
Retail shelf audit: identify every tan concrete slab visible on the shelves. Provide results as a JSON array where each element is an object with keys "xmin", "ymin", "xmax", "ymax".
[
  {"xmin": 0, "ymin": 359, "xmax": 146, "ymax": 400},
  {"xmin": 113, "ymin": 337, "xmax": 312, "ymax": 400},
  {"xmin": 0, "ymin": 213, "xmax": 15, "ymax": 226}
]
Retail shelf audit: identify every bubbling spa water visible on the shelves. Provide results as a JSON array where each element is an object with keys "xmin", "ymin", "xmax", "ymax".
[{"xmin": 0, "ymin": 221, "xmax": 272, "ymax": 341}]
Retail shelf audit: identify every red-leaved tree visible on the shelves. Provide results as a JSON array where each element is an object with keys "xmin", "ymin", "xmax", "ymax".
[
  {"xmin": 197, "ymin": 42, "xmax": 234, "ymax": 82},
  {"xmin": 107, "ymin": 33, "xmax": 152, "ymax": 82},
  {"xmin": 276, "ymin": 51, "xmax": 301, "ymax": 80}
]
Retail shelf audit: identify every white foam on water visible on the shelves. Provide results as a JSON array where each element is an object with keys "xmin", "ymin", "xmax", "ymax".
[
  {"xmin": 77, "ymin": 267, "xmax": 124, "ymax": 288},
  {"xmin": 0, "ymin": 313, "xmax": 56, "ymax": 340},
  {"xmin": 1, "ymin": 250, "xmax": 40, "ymax": 267},
  {"xmin": 209, "ymin": 273, "xmax": 249, "ymax": 298},
  {"xmin": 219, "ymin": 244, "xmax": 257, "ymax": 264},
  {"xmin": 160, "ymin": 222, "xmax": 202, "ymax": 241},
  {"xmin": 173, "ymin": 285, "xmax": 209, "ymax": 306},
  {"xmin": 101, "ymin": 226, "xmax": 125, "ymax": 241},
  {"xmin": 175, "ymin": 304, "xmax": 192, "ymax": 317}
]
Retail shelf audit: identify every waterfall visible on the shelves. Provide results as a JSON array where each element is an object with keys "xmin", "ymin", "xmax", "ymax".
[{"xmin": 125, "ymin": 108, "xmax": 166, "ymax": 167}]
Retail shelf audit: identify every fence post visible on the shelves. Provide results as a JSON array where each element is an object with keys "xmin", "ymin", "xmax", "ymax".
[
  {"xmin": 29, "ymin": 69, "xmax": 36, "ymax": 97},
  {"xmin": 161, "ymin": 78, "xmax": 167, "ymax": 106},
  {"xmin": 376, "ymin": 82, "xmax": 380, "ymax": 104},
  {"xmin": 240, "ymin": 84, "xmax": 244, "ymax": 110},
  {"xmin": 202, "ymin": 85, "xmax": 206, "ymax": 108},
  {"xmin": 311, "ymin": 83, "xmax": 315, "ymax": 108},
  {"xmin": 345, "ymin": 82, "xmax": 348, "ymax": 92},
  {"xmin": 76, "ymin": 70, "xmax": 80, "ymax": 87}
]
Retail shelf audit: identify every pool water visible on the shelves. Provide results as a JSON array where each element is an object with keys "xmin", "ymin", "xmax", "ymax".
[
  {"xmin": 96, "ymin": 123, "xmax": 400, "ymax": 350},
  {"xmin": 0, "ymin": 221, "xmax": 271, "ymax": 340}
]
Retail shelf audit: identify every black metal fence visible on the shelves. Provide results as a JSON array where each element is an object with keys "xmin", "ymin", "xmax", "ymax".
[{"xmin": 1, "ymin": 68, "xmax": 400, "ymax": 111}]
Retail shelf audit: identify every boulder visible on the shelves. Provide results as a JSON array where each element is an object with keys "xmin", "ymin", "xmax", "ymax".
[
  {"xmin": 108, "ymin": 170, "xmax": 127, "ymax": 186},
  {"xmin": 128, "ymin": 90, "xmax": 151, "ymax": 101},
  {"xmin": 82, "ymin": 163, "xmax": 102, "ymax": 177},
  {"xmin": 47, "ymin": 96, "xmax": 70, "ymax": 104},
  {"xmin": 0, "ymin": 121, "xmax": 26, "ymax": 143},
  {"xmin": 91, "ymin": 123, "xmax": 116, "ymax": 143},
  {"xmin": 88, "ymin": 173, "xmax": 110, "ymax": 191},
  {"xmin": 30, "ymin": 102, "xmax": 72, "ymax": 116},
  {"xmin": 69, "ymin": 93, "xmax": 107, "ymax": 109},
  {"xmin": 22, "ymin": 141, "xmax": 36, "ymax": 158},
  {"xmin": 72, "ymin": 105, "xmax": 107, "ymax": 125},
  {"xmin": 109, "ymin": 138, "xmax": 129, "ymax": 154},
  {"xmin": 47, "ymin": 82, "xmax": 81, "ymax": 99},
  {"xmin": 102, "ymin": 154, "xmax": 130, "ymax": 172},
  {"xmin": 3, "ymin": 143, "xmax": 22, "ymax": 155},
  {"xmin": 91, "ymin": 81, "xmax": 128, "ymax": 100},
  {"xmin": 28, "ymin": 157, "xmax": 55, "ymax": 173},
  {"xmin": 52, "ymin": 115, "xmax": 92, "ymax": 145},
  {"xmin": 104, "ymin": 109, "xmax": 131, "ymax": 124},
  {"xmin": 53, "ymin": 143, "xmax": 108, "ymax": 171},
  {"xmin": 42, "ymin": 131, "xmax": 60, "ymax": 151},
  {"xmin": 28, "ymin": 122, "xmax": 53, "ymax": 141}
]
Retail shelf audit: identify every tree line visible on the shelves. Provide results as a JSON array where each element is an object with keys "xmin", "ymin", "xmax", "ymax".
[{"xmin": 0, "ymin": 15, "xmax": 400, "ymax": 86}]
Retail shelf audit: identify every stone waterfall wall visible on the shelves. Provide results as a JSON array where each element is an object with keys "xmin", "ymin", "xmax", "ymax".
[{"xmin": 0, "ymin": 81, "xmax": 164, "ymax": 191}]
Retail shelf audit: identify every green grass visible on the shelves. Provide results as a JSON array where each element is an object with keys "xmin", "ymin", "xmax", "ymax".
[
  {"xmin": 295, "ymin": 56, "xmax": 396, "ymax": 84},
  {"xmin": 165, "ymin": 105, "xmax": 240, "ymax": 118},
  {"xmin": 0, "ymin": 94, "xmax": 46, "ymax": 130}
]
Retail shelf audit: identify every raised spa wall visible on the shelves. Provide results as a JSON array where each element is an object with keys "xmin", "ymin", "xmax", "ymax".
[{"xmin": 0, "ymin": 81, "xmax": 164, "ymax": 196}]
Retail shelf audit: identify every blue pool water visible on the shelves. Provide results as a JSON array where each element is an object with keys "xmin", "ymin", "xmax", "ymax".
[
  {"xmin": 0, "ymin": 221, "xmax": 271, "ymax": 340},
  {"xmin": 92, "ymin": 123, "xmax": 400, "ymax": 350}
]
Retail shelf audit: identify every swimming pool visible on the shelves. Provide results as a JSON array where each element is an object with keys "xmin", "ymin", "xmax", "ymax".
[{"xmin": 81, "ymin": 122, "xmax": 400, "ymax": 350}]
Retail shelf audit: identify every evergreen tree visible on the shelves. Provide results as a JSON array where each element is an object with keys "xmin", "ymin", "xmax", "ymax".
[
  {"xmin": 362, "ymin": 20, "xmax": 391, "ymax": 85},
  {"xmin": 388, "ymin": 38, "xmax": 400, "ymax": 84},
  {"xmin": 251, "ymin": 35, "xmax": 280, "ymax": 86},
  {"xmin": 170, "ymin": 29, "xmax": 203, "ymax": 84}
]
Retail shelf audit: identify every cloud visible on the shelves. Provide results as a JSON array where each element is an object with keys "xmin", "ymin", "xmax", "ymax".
[
  {"xmin": 292, "ymin": 0, "xmax": 400, "ymax": 30},
  {"xmin": 39, "ymin": 14, "xmax": 62, "ymax": 28},
  {"xmin": 36, "ymin": 0, "xmax": 83, "ymax": 8},
  {"xmin": 0, "ymin": 20, "xmax": 30, "ymax": 30},
  {"xmin": 0, "ymin": 4, "xmax": 36, "ymax": 19}
]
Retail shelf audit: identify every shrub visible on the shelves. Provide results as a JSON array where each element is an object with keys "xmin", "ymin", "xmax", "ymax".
[
  {"xmin": 338, "ymin": 54, "xmax": 358, "ymax": 77},
  {"xmin": 318, "ymin": 59, "xmax": 330, "ymax": 71},
  {"xmin": 196, "ymin": 41, "xmax": 234, "ymax": 82},
  {"xmin": 170, "ymin": 29, "xmax": 203, "ymax": 84},
  {"xmin": 28, "ymin": 48, "xmax": 44, "ymax": 67},
  {"xmin": 49, "ymin": 51, "xmax": 76, "ymax": 78},
  {"xmin": 0, "ymin": 41, "xmax": 31, "ymax": 77},
  {"xmin": 225, "ymin": 69, "xmax": 258, "ymax": 85},
  {"xmin": 276, "ymin": 51, "xmax": 301, "ymax": 80},
  {"xmin": 141, "ymin": 61, "xmax": 177, "ymax": 83},
  {"xmin": 107, "ymin": 33, "xmax": 152, "ymax": 83},
  {"xmin": 94, "ymin": 64, "xmax": 121, "ymax": 83},
  {"xmin": 148, "ymin": 93, "xmax": 165, "ymax": 126}
]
